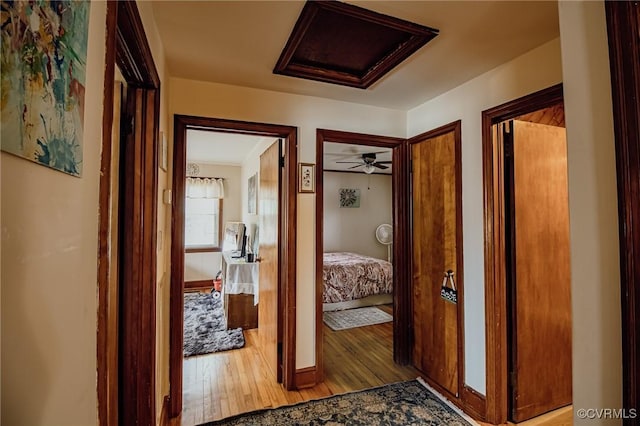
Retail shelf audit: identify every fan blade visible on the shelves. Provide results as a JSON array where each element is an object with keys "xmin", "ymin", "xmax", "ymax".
[
  {"xmin": 335, "ymin": 161, "xmax": 363, "ymax": 164},
  {"xmin": 348, "ymin": 164, "xmax": 364, "ymax": 169},
  {"xmin": 375, "ymin": 161, "xmax": 392, "ymax": 164},
  {"xmin": 373, "ymin": 163, "xmax": 389, "ymax": 169}
]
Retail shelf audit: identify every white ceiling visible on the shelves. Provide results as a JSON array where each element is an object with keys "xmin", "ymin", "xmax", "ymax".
[
  {"xmin": 324, "ymin": 142, "xmax": 392, "ymax": 174},
  {"xmin": 186, "ymin": 130, "xmax": 266, "ymax": 165},
  {"xmin": 151, "ymin": 1, "xmax": 559, "ymax": 110}
]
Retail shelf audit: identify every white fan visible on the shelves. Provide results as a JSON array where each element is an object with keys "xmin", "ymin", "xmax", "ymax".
[{"xmin": 375, "ymin": 224, "xmax": 393, "ymax": 262}]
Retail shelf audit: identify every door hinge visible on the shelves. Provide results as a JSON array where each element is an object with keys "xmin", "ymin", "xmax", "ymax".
[
  {"xmin": 280, "ymin": 156, "xmax": 285, "ymax": 168},
  {"xmin": 504, "ymin": 139, "xmax": 514, "ymax": 157},
  {"xmin": 503, "ymin": 122, "xmax": 514, "ymax": 158}
]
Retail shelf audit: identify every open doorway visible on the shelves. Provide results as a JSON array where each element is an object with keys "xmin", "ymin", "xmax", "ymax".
[
  {"xmin": 315, "ymin": 129, "xmax": 414, "ymax": 390},
  {"xmin": 483, "ymin": 85, "xmax": 573, "ymax": 424},
  {"xmin": 169, "ymin": 116, "xmax": 298, "ymax": 422},
  {"xmin": 500, "ymin": 106, "xmax": 572, "ymax": 423},
  {"xmin": 180, "ymin": 130, "xmax": 273, "ymax": 423},
  {"xmin": 99, "ymin": 2, "xmax": 161, "ymax": 424}
]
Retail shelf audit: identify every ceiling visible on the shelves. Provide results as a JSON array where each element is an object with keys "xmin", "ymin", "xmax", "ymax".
[
  {"xmin": 324, "ymin": 142, "xmax": 392, "ymax": 174},
  {"xmin": 151, "ymin": 1, "xmax": 559, "ymax": 110},
  {"xmin": 186, "ymin": 130, "xmax": 266, "ymax": 165}
]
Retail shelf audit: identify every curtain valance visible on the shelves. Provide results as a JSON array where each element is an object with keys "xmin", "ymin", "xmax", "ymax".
[{"xmin": 186, "ymin": 177, "xmax": 224, "ymax": 199}]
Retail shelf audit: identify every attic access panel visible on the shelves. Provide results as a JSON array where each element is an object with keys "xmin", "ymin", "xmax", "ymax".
[{"xmin": 274, "ymin": 1, "xmax": 439, "ymax": 89}]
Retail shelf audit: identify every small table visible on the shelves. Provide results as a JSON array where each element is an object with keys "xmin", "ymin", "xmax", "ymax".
[{"xmin": 221, "ymin": 252, "xmax": 259, "ymax": 329}]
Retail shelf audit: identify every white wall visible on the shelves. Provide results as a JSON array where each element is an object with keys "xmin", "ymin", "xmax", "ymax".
[
  {"xmin": 184, "ymin": 163, "xmax": 242, "ymax": 281},
  {"xmin": 558, "ymin": 2, "xmax": 622, "ymax": 423},
  {"xmin": 169, "ymin": 78, "xmax": 406, "ymax": 367},
  {"xmin": 407, "ymin": 38, "xmax": 563, "ymax": 394},
  {"xmin": 0, "ymin": 3, "xmax": 107, "ymax": 424},
  {"xmin": 323, "ymin": 172, "xmax": 392, "ymax": 260}
]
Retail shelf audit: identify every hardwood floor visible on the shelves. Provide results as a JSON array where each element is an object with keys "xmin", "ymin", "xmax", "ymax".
[
  {"xmin": 181, "ymin": 305, "xmax": 419, "ymax": 425},
  {"xmin": 478, "ymin": 406, "xmax": 573, "ymax": 426},
  {"xmin": 179, "ymin": 304, "xmax": 573, "ymax": 426}
]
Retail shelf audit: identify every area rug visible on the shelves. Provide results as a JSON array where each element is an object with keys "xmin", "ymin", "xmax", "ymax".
[
  {"xmin": 201, "ymin": 378, "xmax": 478, "ymax": 425},
  {"xmin": 184, "ymin": 292, "xmax": 245, "ymax": 357},
  {"xmin": 323, "ymin": 306, "xmax": 392, "ymax": 331}
]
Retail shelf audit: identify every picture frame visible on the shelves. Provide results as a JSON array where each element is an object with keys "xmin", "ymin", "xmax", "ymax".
[
  {"xmin": 299, "ymin": 163, "xmax": 315, "ymax": 193},
  {"xmin": 248, "ymin": 173, "xmax": 257, "ymax": 214},
  {"xmin": 339, "ymin": 188, "xmax": 361, "ymax": 208}
]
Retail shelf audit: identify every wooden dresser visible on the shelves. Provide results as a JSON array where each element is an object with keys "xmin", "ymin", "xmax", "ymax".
[{"xmin": 221, "ymin": 252, "xmax": 259, "ymax": 330}]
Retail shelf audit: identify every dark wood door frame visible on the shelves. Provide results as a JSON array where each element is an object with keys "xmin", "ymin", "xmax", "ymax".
[
  {"xmin": 315, "ymin": 129, "xmax": 409, "ymax": 384},
  {"xmin": 605, "ymin": 1, "xmax": 640, "ymax": 417},
  {"xmin": 170, "ymin": 115, "xmax": 298, "ymax": 418},
  {"xmin": 481, "ymin": 84, "xmax": 563, "ymax": 424},
  {"xmin": 99, "ymin": 1, "xmax": 161, "ymax": 425}
]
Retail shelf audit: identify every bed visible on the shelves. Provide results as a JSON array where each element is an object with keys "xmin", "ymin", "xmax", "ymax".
[{"xmin": 322, "ymin": 252, "xmax": 393, "ymax": 312}]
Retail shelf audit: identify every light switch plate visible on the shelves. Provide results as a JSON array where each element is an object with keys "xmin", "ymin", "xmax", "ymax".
[{"xmin": 163, "ymin": 189, "xmax": 172, "ymax": 204}]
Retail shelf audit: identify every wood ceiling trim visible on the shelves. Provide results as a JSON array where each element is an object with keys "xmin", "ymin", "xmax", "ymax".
[{"xmin": 274, "ymin": 1, "xmax": 438, "ymax": 89}]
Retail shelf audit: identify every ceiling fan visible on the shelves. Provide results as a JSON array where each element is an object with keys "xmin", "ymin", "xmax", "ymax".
[{"xmin": 336, "ymin": 152, "xmax": 391, "ymax": 174}]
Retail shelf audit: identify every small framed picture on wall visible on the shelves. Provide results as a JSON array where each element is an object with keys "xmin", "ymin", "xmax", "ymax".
[
  {"xmin": 299, "ymin": 163, "xmax": 315, "ymax": 193},
  {"xmin": 248, "ymin": 173, "xmax": 257, "ymax": 214}
]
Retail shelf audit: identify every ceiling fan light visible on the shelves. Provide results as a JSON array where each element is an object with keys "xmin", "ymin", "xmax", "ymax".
[{"xmin": 363, "ymin": 164, "xmax": 376, "ymax": 174}]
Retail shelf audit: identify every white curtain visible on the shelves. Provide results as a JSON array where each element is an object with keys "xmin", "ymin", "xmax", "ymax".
[{"xmin": 186, "ymin": 177, "xmax": 224, "ymax": 199}]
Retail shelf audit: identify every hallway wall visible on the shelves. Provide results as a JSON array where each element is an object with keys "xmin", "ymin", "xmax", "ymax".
[
  {"xmin": 169, "ymin": 78, "xmax": 407, "ymax": 368},
  {"xmin": 0, "ymin": 3, "xmax": 107, "ymax": 424},
  {"xmin": 558, "ymin": 2, "xmax": 622, "ymax": 422}
]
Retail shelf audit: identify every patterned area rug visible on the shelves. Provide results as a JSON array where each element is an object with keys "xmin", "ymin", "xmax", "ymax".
[
  {"xmin": 184, "ymin": 292, "xmax": 244, "ymax": 357},
  {"xmin": 323, "ymin": 306, "xmax": 392, "ymax": 331},
  {"xmin": 202, "ymin": 378, "xmax": 477, "ymax": 425}
]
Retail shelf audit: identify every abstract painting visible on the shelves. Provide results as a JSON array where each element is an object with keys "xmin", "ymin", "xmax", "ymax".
[
  {"xmin": 340, "ymin": 188, "xmax": 361, "ymax": 208},
  {"xmin": 1, "ymin": 1, "xmax": 91, "ymax": 177}
]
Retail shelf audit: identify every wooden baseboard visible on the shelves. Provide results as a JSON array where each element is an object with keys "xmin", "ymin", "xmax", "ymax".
[
  {"xmin": 160, "ymin": 395, "xmax": 170, "ymax": 426},
  {"xmin": 295, "ymin": 366, "xmax": 317, "ymax": 389},
  {"xmin": 461, "ymin": 385, "xmax": 487, "ymax": 422}
]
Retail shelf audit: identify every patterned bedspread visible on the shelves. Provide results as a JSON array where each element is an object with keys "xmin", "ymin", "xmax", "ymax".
[{"xmin": 322, "ymin": 252, "xmax": 393, "ymax": 303}]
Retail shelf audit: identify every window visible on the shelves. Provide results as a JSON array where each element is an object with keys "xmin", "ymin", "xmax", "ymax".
[
  {"xmin": 184, "ymin": 177, "xmax": 224, "ymax": 252},
  {"xmin": 184, "ymin": 198, "xmax": 222, "ymax": 252}
]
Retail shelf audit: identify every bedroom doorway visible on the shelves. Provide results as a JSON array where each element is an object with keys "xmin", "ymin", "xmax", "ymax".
[
  {"xmin": 169, "ymin": 116, "xmax": 298, "ymax": 421},
  {"xmin": 315, "ymin": 129, "xmax": 413, "ymax": 389}
]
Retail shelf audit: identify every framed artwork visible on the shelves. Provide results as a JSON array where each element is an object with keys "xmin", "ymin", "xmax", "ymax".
[
  {"xmin": 1, "ymin": 1, "xmax": 91, "ymax": 177},
  {"xmin": 248, "ymin": 173, "xmax": 257, "ymax": 214},
  {"xmin": 340, "ymin": 188, "xmax": 361, "ymax": 208},
  {"xmin": 299, "ymin": 163, "xmax": 315, "ymax": 193}
]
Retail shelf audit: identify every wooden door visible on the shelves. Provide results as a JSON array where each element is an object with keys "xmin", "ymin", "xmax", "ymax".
[
  {"xmin": 410, "ymin": 124, "xmax": 462, "ymax": 397},
  {"xmin": 258, "ymin": 139, "xmax": 281, "ymax": 381},
  {"xmin": 506, "ymin": 120, "xmax": 572, "ymax": 422}
]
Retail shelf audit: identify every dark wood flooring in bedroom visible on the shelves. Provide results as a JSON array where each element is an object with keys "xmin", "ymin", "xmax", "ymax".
[{"xmin": 180, "ymin": 304, "xmax": 420, "ymax": 425}]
